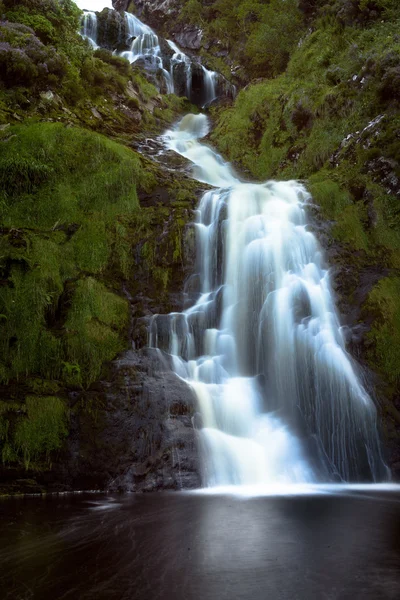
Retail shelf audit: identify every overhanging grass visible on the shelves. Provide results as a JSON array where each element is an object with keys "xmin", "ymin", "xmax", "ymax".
[{"xmin": 0, "ymin": 123, "xmax": 143, "ymax": 386}]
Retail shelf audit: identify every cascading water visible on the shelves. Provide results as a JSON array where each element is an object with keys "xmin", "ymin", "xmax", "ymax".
[
  {"xmin": 80, "ymin": 11, "xmax": 98, "ymax": 48},
  {"xmin": 120, "ymin": 13, "xmax": 218, "ymax": 105},
  {"xmin": 79, "ymin": 8, "xmax": 222, "ymax": 105},
  {"xmin": 150, "ymin": 113, "xmax": 388, "ymax": 487},
  {"xmin": 121, "ymin": 12, "xmax": 173, "ymax": 91},
  {"xmin": 167, "ymin": 41, "xmax": 218, "ymax": 108},
  {"xmin": 201, "ymin": 66, "xmax": 218, "ymax": 107},
  {"xmin": 167, "ymin": 40, "xmax": 192, "ymax": 99}
]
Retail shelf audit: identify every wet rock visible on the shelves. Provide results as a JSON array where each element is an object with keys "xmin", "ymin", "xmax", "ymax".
[
  {"xmin": 174, "ymin": 25, "xmax": 202, "ymax": 50},
  {"xmin": 190, "ymin": 62, "xmax": 206, "ymax": 105},
  {"xmin": 113, "ymin": 0, "xmax": 130, "ymax": 11},
  {"xmin": 365, "ymin": 156, "xmax": 400, "ymax": 196},
  {"xmin": 90, "ymin": 107, "xmax": 102, "ymax": 119},
  {"xmin": 53, "ymin": 348, "xmax": 201, "ymax": 492},
  {"xmin": 172, "ymin": 61, "xmax": 189, "ymax": 97},
  {"xmin": 120, "ymin": 0, "xmax": 182, "ymax": 30},
  {"xmin": 97, "ymin": 8, "xmax": 128, "ymax": 51}
]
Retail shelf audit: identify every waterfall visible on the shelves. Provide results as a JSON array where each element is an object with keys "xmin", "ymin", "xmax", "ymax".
[
  {"xmin": 79, "ymin": 9, "xmax": 227, "ymax": 105},
  {"xmin": 167, "ymin": 40, "xmax": 218, "ymax": 107},
  {"xmin": 120, "ymin": 13, "xmax": 173, "ymax": 93},
  {"xmin": 167, "ymin": 40, "xmax": 192, "ymax": 99},
  {"xmin": 81, "ymin": 11, "xmax": 98, "ymax": 48},
  {"xmin": 149, "ymin": 114, "xmax": 388, "ymax": 487},
  {"xmin": 201, "ymin": 66, "xmax": 218, "ymax": 107},
  {"xmin": 120, "ymin": 15, "xmax": 220, "ymax": 105}
]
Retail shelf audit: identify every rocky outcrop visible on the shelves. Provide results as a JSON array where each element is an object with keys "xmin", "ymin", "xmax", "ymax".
[
  {"xmin": 97, "ymin": 8, "xmax": 129, "ymax": 51},
  {"xmin": 113, "ymin": 0, "xmax": 131, "ymax": 11},
  {"xmin": 174, "ymin": 25, "xmax": 203, "ymax": 50},
  {"xmin": 113, "ymin": 1, "xmax": 202, "ymax": 51},
  {"xmin": 49, "ymin": 154, "xmax": 205, "ymax": 493},
  {"xmin": 54, "ymin": 348, "xmax": 201, "ymax": 492},
  {"xmin": 117, "ymin": 0, "xmax": 183, "ymax": 30}
]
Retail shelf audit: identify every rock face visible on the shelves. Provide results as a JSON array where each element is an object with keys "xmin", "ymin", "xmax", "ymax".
[
  {"xmin": 174, "ymin": 25, "xmax": 202, "ymax": 50},
  {"xmin": 97, "ymin": 8, "xmax": 129, "ymax": 51},
  {"xmin": 55, "ymin": 154, "xmax": 206, "ymax": 492},
  {"xmin": 113, "ymin": 1, "xmax": 202, "ymax": 51},
  {"xmin": 118, "ymin": 1, "xmax": 183, "ymax": 29},
  {"xmin": 54, "ymin": 348, "xmax": 201, "ymax": 492}
]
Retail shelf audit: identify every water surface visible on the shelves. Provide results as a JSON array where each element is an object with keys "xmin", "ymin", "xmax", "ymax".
[{"xmin": 1, "ymin": 490, "xmax": 399, "ymax": 599}]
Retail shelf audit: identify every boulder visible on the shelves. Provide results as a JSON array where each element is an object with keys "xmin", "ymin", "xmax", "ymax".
[
  {"xmin": 174, "ymin": 25, "xmax": 202, "ymax": 50},
  {"xmin": 56, "ymin": 348, "xmax": 201, "ymax": 492},
  {"xmin": 97, "ymin": 8, "xmax": 129, "ymax": 51}
]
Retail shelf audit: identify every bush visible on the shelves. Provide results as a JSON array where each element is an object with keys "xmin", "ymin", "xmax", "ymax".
[{"xmin": 0, "ymin": 20, "xmax": 67, "ymax": 88}]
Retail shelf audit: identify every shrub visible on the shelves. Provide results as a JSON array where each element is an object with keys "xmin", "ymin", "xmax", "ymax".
[{"xmin": 0, "ymin": 20, "xmax": 67, "ymax": 89}]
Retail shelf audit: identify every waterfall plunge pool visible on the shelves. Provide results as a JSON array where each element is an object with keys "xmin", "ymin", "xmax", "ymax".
[{"xmin": 0, "ymin": 490, "xmax": 399, "ymax": 599}]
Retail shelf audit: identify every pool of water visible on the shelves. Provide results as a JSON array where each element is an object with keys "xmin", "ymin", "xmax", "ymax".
[{"xmin": 1, "ymin": 489, "xmax": 399, "ymax": 599}]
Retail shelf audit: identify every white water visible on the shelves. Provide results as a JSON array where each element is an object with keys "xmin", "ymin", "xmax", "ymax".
[
  {"xmin": 167, "ymin": 40, "xmax": 218, "ymax": 108},
  {"xmin": 121, "ymin": 12, "xmax": 172, "ymax": 88},
  {"xmin": 79, "ymin": 9, "xmax": 220, "ymax": 105},
  {"xmin": 81, "ymin": 11, "xmax": 98, "ymax": 48},
  {"xmin": 150, "ymin": 114, "xmax": 388, "ymax": 487}
]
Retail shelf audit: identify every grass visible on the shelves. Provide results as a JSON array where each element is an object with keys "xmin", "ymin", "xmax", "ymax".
[
  {"xmin": 364, "ymin": 277, "xmax": 400, "ymax": 388},
  {"xmin": 0, "ymin": 122, "xmax": 145, "ymax": 386}
]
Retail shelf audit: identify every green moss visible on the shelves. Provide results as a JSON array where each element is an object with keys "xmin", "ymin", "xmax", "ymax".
[
  {"xmin": 308, "ymin": 177, "xmax": 351, "ymax": 218},
  {"xmin": 332, "ymin": 204, "xmax": 369, "ymax": 251},
  {"xmin": 0, "ymin": 395, "xmax": 67, "ymax": 469},
  {"xmin": 0, "ymin": 123, "xmax": 146, "ymax": 387},
  {"xmin": 14, "ymin": 396, "xmax": 68, "ymax": 469},
  {"xmin": 112, "ymin": 222, "xmax": 132, "ymax": 279},
  {"xmin": 73, "ymin": 221, "xmax": 110, "ymax": 274},
  {"xmin": 0, "ymin": 122, "xmax": 142, "ymax": 228},
  {"xmin": 65, "ymin": 278, "xmax": 129, "ymax": 386},
  {"xmin": 178, "ymin": 0, "xmax": 305, "ymax": 81},
  {"xmin": 364, "ymin": 277, "xmax": 400, "ymax": 387},
  {"xmin": 131, "ymin": 70, "xmax": 159, "ymax": 102}
]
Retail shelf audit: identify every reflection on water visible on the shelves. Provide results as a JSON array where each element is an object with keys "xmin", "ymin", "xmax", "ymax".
[{"xmin": 0, "ymin": 491, "xmax": 399, "ymax": 599}]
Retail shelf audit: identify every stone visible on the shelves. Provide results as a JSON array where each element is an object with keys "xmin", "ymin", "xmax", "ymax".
[
  {"xmin": 174, "ymin": 26, "xmax": 203, "ymax": 50},
  {"xmin": 91, "ymin": 107, "xmax": 102, "ymax": 119},
  {"xmin": 40, "ymin": 90, "xmax": 55, "ymax": 102},
  {"xmin": 97, "ymin": 8, "xmax": 128, "ymax": 51},
  {"xmin": 52, "ymin": 348, "xmax": 201, "ymax": 492}
]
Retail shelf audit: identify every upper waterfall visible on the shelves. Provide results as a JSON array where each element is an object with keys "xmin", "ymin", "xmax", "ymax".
[
  {"xmin": 150, "ymin": 114, "xmax": 388, "ymax": 487},
  {"xmin": 81, "ymin": 11, "xmax": 99, "ymax": 48},
  {"xmin": 79, "ymin": 9, "xmax": 229, "ymax": 107}
]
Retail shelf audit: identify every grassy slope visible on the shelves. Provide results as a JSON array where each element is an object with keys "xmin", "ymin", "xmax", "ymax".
[{"xmin": 0, "ymin": 0, "xmax": 196, "ymax": 474}]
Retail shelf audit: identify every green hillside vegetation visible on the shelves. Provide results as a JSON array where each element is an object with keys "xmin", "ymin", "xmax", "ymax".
[
  {"xmin": 0, "ymin": 123, "xmax": 143, "ymax": 387},
  {"xmin": 0, "ymin": 0, "xmax": 190, "ymax": 133},
  {"xmin": 0, "ymin": 0, "xmax": 195, "ymax": 474}
]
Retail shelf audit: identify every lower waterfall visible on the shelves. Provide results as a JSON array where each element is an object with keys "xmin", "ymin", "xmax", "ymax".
[{"xmin": 150, "ymin": 114, "xmax": 388, "ymax": 487}]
